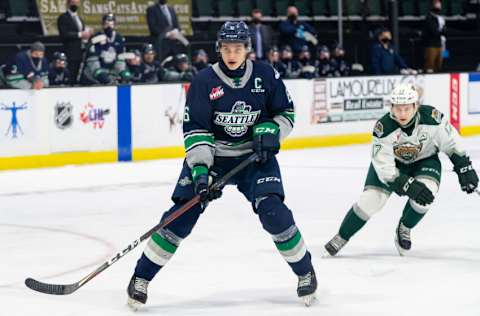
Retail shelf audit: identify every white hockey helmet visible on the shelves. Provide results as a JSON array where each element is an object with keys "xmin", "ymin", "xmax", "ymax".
[{"xmin": 389, "ymin": 83, "xmax": 419, "ymax": 106}]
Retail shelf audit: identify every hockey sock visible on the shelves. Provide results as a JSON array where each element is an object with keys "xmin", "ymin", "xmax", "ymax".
[
  {"xmin": 400, "ymin": 201, "xmax": 426, "ymax": 229},
  {"xmin": 134, "ymin": 228, "xmax": 182, "ymax": 281},
  {"xmin": 134, "ymin": 202, "xmax": 202, "ymax": 281},
  {"xmin": 339, "ymin": 207, "xmax": 367, "ymax": 241},
  {"xmin": 257, "ymin": 195, "xmax": 314, "ymax": 276}
]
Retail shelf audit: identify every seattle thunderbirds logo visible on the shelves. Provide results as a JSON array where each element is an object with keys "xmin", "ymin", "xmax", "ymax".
[
  {"xmin": 1, "ymin": 102, "xmax": 27, "ymax": 138},
  {"xmin": 214, "ymin": 101, "xmax": 260, "ymax": 137}
]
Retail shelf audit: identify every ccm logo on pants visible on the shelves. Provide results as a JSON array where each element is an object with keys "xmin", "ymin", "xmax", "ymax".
[{"xmin": 257, "ymin": 177, "xmax": 281, "ymax": 184}]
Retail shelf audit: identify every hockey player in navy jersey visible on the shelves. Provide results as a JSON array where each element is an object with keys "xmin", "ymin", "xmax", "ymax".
[
  {"xmin": 81, "ymin": 13, "xmax": 131, "ymax": 85},
  {"xmin": 127, "ymin": 21, "xmax": 317, "ymax": 310}
]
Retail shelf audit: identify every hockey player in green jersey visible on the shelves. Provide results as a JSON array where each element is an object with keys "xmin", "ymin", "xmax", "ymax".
[{"xmin": 324, "ymin": 83, "xmax": 479, "ymax": 256}]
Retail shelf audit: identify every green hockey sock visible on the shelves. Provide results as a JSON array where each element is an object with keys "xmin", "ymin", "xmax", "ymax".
[
  {"xmin": 339, "ymin": 207, "xmax": 367, "ymax": 241},
  {"xmin": 401, "ymin": 202, "xmax": 426, "ymax": 229}
]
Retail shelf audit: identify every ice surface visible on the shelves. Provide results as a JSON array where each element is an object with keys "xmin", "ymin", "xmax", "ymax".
[{"xmin": 1, "ymin": 138, "xmax": 479, "ymax": 316}]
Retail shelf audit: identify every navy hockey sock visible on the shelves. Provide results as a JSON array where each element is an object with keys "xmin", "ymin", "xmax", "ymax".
[{"xmin": 257, "ymin": 195, "xmax": 314, "ymax": 276}]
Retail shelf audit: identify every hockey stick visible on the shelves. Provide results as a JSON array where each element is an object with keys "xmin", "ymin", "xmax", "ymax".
[{"xmin": 25, "ymin": 153, "xmax": 258, "ymax": 295}]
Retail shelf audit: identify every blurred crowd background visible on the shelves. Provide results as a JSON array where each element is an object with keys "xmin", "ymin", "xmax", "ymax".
[{"xmin": 0, "ymin": 0, "xmax": 479, "ymax": 89}]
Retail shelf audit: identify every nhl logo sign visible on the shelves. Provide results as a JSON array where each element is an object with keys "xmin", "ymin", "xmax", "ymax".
[{"xmin": 55, "ymin": 102, "xmax": 73, "ymax": 129}]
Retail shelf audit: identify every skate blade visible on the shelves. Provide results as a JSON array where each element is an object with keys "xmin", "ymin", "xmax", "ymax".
[
  {"xmin": 301, "ymin": 293, "xmax": 316, "ymax": 307},
  {"xmin": 394, "ymin": 236, "xmax": 408, "ymax": 257},
  {"xmin": 320, "ymin": 247, "xmax": 334, "ymax": 258},
  {"xmin": 127, "ymin": 297, "xmax": 144, "ymax": 312}
]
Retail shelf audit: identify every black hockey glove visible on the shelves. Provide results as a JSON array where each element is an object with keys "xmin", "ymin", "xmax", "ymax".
[
  {"xmin": 450, "ymin": 154, "xmax": 479, "ymax": 194},
  {"xmin": 391, "ymin": 174, "xmax": 434, "ymax": 206},
  {"xmin": 253, "ymin": 121, "xmax": 280, "ymax": 164},
  {"xmin": 192, "ymin": 165, "xmax": 222, "ymax": 202}
]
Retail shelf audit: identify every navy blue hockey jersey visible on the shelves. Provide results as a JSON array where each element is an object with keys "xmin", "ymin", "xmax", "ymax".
[
  {"xmin": 183, "ymin": 60, "xmax": 295, "ymax": 169},
  {"xmin": 15, "ymin": 50, "xmax": 49, "ymax": 83},
  {"xmin": 87, "ymin": 31, "xmax": 125, "ymax": 70}
]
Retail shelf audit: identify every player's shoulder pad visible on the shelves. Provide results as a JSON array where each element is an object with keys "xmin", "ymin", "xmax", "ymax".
[
  {"xmin": 373, "ymin": 112, "xmax": 399, "ymax": 138},
  {"xmin": 418, "ymin": 105, "xmax": 443, "ymax": 126}
]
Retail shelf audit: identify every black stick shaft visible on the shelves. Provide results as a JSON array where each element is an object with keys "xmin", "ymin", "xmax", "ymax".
[{"xmin": 25, "ymin": 153, "xmax": 257, "ymax": 295}]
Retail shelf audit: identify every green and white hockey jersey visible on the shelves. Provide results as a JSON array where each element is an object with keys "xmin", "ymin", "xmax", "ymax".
[{"xmin": 371, "ymin": 105, "xmax": 465, "ymax": 185}]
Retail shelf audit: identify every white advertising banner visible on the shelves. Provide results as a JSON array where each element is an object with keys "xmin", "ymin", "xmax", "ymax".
[
  {"xmin": 287, "ymin": 74, "xmax": 450, "ymax": 138},
  {"xmin": 131, "ymin": 83, "xmax": 188, "ymax": 149},
  {"xmin": 46, "ymin": 86, "xmax": 117, "ymax": 153},
  {"xmin": 0, "ymin": 89, "xmax": 48, "ymax": 157},
  {"xmin": 468, "ymin": 73, "xmax": 480, "ymax": 114}
]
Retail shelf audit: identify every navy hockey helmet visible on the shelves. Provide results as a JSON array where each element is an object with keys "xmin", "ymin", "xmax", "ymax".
[
  {"xmin": 52, "ymin": 51, "xmax": 67, "ymax": 62},
  {"xmin": 142, "ymin": 43, "xmax": 155, "ymax": 55},
  {"xmin": 216, "ymin": 21, "xmax": 251, "ymax": 52},
  {"xmin": 102, "ymin": 13, "xmax": 116, "ymax": 23},
  {"xmin": 174, "ymin": 53, "xmax": 189, "ymax": 64}
]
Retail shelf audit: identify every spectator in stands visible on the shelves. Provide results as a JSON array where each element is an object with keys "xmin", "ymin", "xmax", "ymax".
[
  {"xmin": 294, "ymin": 45, "xmax": 316, "ymax": 79},
  {"xmin": 278, "ymin": 45, "xmax": 300, "ymax": 79},
  {"xmin": 9, "ymin": 42, "xmax": 50, "ymax": 90},
  {"xmin": 331, "ymin": 45, "xmax": 351, "ymax": 77},
  {"xmin": 316, "ymin": 45, "xmax": 336, "ymax": 77},
  {"xmin": 371, "ymin": 28, "xmax": 416, "ymax": 75},
  {"xmin": 57, "ymin": 0, "xmax": 93, "ymax": 83},
  {"xmin": 125, "ymin": 44, "xmax": 163, "ymax": 84},
  {"xmin": 0, "ymin": 64, "xmax": 29, "ymax": 89},
  {"xmin": 278, "ymin": 6, "xmax": 318, "ymax": 54},
  {"xmin": 266, "ymin": 47, "xmax": 283, "ymax": 73},
  {"xmin": 247, "ymin": 51, "xmax": 257, "ymax": 61},
  {"xmin": 140, "ymin": 43, "xmax": 163, "ymax": 83},
  {"xmin": 191, "ymin": 49, "xmax": 211, "ymax": 72},
  {"xmin": 81, "ymin": 13, "xmax": 131, "ymax": 85},
  {"xmin": 126, "ymin": 50, "xmax": 143, "ymax": 83},
  {"xmin": 48, "ymin": 52, "xmax": 71, "ymax": 86},
  {"xmin": 248, "ymin": 8, "xmax": 273, "ymax": 60},
  {"xmin": 146, "ymin": 0, "xmax": 184, "ymax": 61},
  {"xmin": 160, "ymin": 53, "xmax": 196, "ymax": 82},
  {"xmin": 423, "ymin": 0, "xmax": 446, "ymax": 73}
]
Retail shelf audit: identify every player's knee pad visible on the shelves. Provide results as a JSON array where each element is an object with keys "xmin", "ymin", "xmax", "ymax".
[
  {"xmin": 354, "ymin": 188, "xmax": 390, "ymax": 220},
  {"xmin": 409, "ymin": 177, "xmax": 439, "ymax": 213},
  {"xmin": 255, "ymin": 195, "xmax": 294, "ymax": 234}
]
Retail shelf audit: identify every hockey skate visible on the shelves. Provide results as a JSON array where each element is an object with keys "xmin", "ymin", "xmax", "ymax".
[
  {"xmin": 297, "ymin": 270, "xmax": 317, "ymax": 306},
  {"xmin": 394, "ymin": 222, "xmax": 411, "ymax": 256},
  {"xmin": 323, "ymin": 234, "xmax": 347, "ymax": 257},
  {"xmin": 127, "ymin": 275, "xmax": 149, "ymax": 311}
]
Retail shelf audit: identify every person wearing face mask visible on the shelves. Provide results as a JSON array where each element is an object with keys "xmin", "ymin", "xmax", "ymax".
[
  {"xmin": 315, "ymin": 45, "xmax": 336, "ymax": 78},
  {"xmin": 139, "ymin": 43, "xmax": 163, "ymax": 83},
  {"xmin": 330, "ymin": 44, "xmax": 351, "ymax": 77},
  {"xmin": 81, "ymin": 13, "xmax": 131, "ymax": 85},
  {"xmin": 278, "ymin": 6, "xmax": 317, "ymax": 54},
  {"xmin": 248, "ymin": 8, "xmax": 273, "ymax": 60},
  {"xmin": 191, "ymin": 49, "xmax": 211, "ymax": 72},
  {"xmin": 422, "ymin": 0, "xmax": 446, "ymax": 73},
  {"xmin": 146, "ymin": 0, "xmax": 184, "ymax": 61},
  {"xmin": 293, "ymin": 45, "xmax": 316, "ymax": 79},
  {"xmin": 48, "ymin": 52, "xmax": 71, "ymax": 86},
  {"xmin": 57, "ymin": 0, "xmax": 93, "ymax": 84},
  {"xmin": 371, "ymin": 28, "xmax": 416, "ymax": 75},
  {"xmin": 11, "ymin": 42, "xmax": 49, "ymax": 90},
  {"xmin": 278, "ymin": 45, "xmax": 300, "ymax": 79}
]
